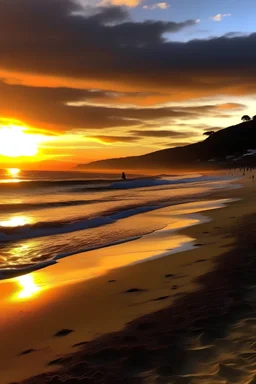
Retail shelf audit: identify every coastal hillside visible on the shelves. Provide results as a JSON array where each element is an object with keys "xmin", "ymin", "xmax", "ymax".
[{"xmin": 77, "ymin": 120, "xmax": 256, "ymax": 171}]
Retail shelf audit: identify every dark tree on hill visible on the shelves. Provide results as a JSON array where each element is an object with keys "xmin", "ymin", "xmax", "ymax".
[
  {"xmin": 253, "ymin": 115, "xmax": 256, "ymax": 121},
  {"xmin": 241, "ymin": 115, "xmax": 251, "ymax": 122},
  {"xmin": 203, "ymin": 131, "xmax": 215, "ymax": 136}
]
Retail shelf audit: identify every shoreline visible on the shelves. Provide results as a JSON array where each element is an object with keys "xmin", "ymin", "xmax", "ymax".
[
  {"xmin": 0, "ymin": 177, "xmax": 241, "ymax": 281},
  {"xmin": 0, "ymin": 176, "xmax": 255, "ymax": 383}
]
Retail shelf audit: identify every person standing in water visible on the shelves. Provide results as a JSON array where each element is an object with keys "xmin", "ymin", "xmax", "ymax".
[{"xmin": 122, "ymin": 172, "xmax": 126, "ymax": 180}]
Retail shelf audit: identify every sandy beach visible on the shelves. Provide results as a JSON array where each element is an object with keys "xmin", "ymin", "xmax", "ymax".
[{"xmin": 0, "ymin": 174, "xmax": 256, "ymax": 384}]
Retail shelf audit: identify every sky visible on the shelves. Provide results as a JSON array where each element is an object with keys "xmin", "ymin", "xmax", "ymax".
[{"xmin": 0, "ymin": 0, "xmax": 256, "ymax": 169}]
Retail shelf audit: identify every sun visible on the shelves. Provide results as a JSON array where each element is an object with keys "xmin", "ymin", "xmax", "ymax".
[{"xmin": 0, "ymin": 125, "xmax": 41, "ymax": 157}]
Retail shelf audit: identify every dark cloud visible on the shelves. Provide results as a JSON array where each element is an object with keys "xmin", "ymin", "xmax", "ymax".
[
  {"xmin": 157, "ymin": 141, "xmax": 193, "ymax": 148},
  {"xmin": 0, "ymin": 0, "xmax": 254, "ymax": 142},
  {"xmin": 203, "ymin": 126, "xmax": 222, "ymax": 132},
  {"xmin": 0, "ymin": 0, "xmax": 199, "ymax": 90},
  {"xmin": 87, "ymin": 5, "xmax": 130, "ymax": 24},
  {"xmin": 0, "ymin": 81, "xmax": 201, "ymax": 131},
  {"xmin": 3, "ymin": 82, "xmax": 234, "ymax": 132},
  {"xmin": 87, "ymin": 135, "xmax": 139, "ymax": 143},
  {"xmin": 173, "ymin": 123, "xmax": 223, "ymax": 134},
  {"xmin": 0, "ymin": 79, "xmax": 242, "ymax": 133},
  {"xmin": 130, "ymin": 130, "xmax": 193, "ymax": 138},
  {"xmin": 0, "ymin": 0, "xmax": 255, "ymax": 103},
  {"xmin": 171, "ymin": 104, "xmax": 245, "ymax": 114}
]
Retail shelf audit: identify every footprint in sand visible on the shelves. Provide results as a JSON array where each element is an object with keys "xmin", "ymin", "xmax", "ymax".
[
  {"xmin": 123, "ymin": 288, "xmax": 147, "ymax": 294},
  {"xmin": 165, "ymin": 274, "xmax": 175, "ymax": 278},
  {"xmin": 72, "ymin": 341, "xmax": 89, "ymax": 348},
  {"xmin": 151, "ymin": 296, "xmax": 170, "ymax": 302},
  {"xmin": 54, "ymin": 329, "xmax": 74, "ymax": 337},
  {"xmin": 19, "ymin": 348, "xmax": 36, "ymax": 356},
  {"xmin": 172, "ymin": 275, "xmax": 187, "ymax": 280},
  {"xmin": 48, "ymin": 357, "xmax": 71, "ymax": 366}
]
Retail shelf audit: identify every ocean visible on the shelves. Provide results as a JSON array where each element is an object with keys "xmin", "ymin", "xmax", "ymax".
[{"xmin": 0, "ymin": 168, "xmax": 238, "ymax": 280}]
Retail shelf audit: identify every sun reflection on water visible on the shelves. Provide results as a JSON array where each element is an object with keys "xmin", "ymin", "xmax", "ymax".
[
  {"xmin": 7, "ymin": 168, "xmax": 20, "ymax": 178},
  {"xmin": 15, "ymin": 275, "xmax": 41, "ymax": 300},
  {"xmin": 1, "ymin": 168, "xmax": 22, "ymax": 183}
]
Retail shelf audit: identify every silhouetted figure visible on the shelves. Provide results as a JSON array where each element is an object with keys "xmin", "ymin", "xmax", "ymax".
[{"xmin": 122, "ymin": 172, "xmax": 126, "ymax": 180}]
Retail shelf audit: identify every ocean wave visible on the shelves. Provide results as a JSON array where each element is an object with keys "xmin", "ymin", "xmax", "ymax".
[
  {"xmin": 0, "ymin": 234, "xmax": 145, "ymax": 280},
  {"xmin": 0, "ymin": 175, "xmax": 237, "ymax": 242},
  {"xmin": 0, "ymin": 178, "xmax": 113, "ymax": 190},
  {"xmin": 107, "ymin": 175, "xmax": 233, "ymax": 190},
  {"xmin": 0, "ymin": 199, "xmax": 109, "ymax": 213},
  {"xmin": 0, "ymin": 205, "xmax": 159, "ymax": 243},
  {"xmin": 0, "ymin": 174, "xmax": 234, "ymax": 193}
]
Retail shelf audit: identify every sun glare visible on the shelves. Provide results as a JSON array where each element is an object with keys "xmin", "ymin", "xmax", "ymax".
[
  {"xmin": 15, "ymin": 275, "xmax": 40, "ymax": 300},
  {"xmin": 0, "ymin": 125, "xmax": 41, "ymax": 157}
]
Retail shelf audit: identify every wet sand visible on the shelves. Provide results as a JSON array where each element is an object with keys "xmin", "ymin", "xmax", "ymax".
[{"xmin": 0, "ymin": 175, "xmax": 255, "ymax": 383}]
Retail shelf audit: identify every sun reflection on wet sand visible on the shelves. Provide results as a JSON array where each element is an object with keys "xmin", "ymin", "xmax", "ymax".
[
  {"xmin": 31, "ymin": 218, "xmax": 199, "ymax": 288},
  {"xmin": 0, "ymin": 215, "xmax": 31, "ymax": 227},
  {"xmin": 15, "ymin": 275, "xmax": 41, "ymax": 300}
]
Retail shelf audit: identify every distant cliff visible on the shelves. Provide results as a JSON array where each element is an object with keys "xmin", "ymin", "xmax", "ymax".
[{"xmin": 76, "ymin": 120, "xmax": 256, "ymax": 171}]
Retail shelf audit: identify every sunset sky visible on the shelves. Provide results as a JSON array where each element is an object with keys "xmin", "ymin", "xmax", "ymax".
[{"xmin": 0, "ymin": 0, "xmax": 256, "ymax": 169}]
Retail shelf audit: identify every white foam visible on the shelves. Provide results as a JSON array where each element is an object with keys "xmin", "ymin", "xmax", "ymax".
[{"xmin": 109, "ymin": 175, "xmax": 235, "ymax": 190}]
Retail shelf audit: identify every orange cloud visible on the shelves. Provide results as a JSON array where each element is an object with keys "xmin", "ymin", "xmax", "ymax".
[
  {"xmin": 86, "ymin": 135, "xmax": 139, "ymax": 144},
  {"xmin": 216, "ymin": 103, "xmax": 246, "ymax": 110},
  {"xmin": 100, "ymin": 0, "xmax": 143, "ymax": 6}
]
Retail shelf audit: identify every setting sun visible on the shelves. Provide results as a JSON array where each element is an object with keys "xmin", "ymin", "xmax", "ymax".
[{"xmin": 0, "ymin": 125, "xmax": 40, "ymax": 157}]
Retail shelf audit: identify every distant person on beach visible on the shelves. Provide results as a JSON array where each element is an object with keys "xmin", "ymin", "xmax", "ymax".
[{"xmin": 122, "ymin": 172, "xmax": 127, "ymax": 180}]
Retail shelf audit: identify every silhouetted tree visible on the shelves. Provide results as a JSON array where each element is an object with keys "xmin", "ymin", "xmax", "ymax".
[
  {"xmin": 241, "ymin": 115, "xmax": 251, "ymax": 122},
  {"xmin": 253, "ymin": 115, "xmax": 256, "ymax": 121},
  {"xmin": 203, "ymin": 131, "xmax": 215, "ymax": 136}
]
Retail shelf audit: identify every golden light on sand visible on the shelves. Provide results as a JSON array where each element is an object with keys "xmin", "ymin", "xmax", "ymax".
[
  {"xmin": 0, "ymin": 216, "xmax": 30, "ymax": 228},
  {"xmin": 7, "ymin": 168, "xmax": 20, "ymax": 178},
  {"xmin": 16, "ymin": 275, "xmax": 40, "ymax": 300},
  {"xmin": 0, "ymin": 125, "xmax": 40, "ymax": 157}
]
